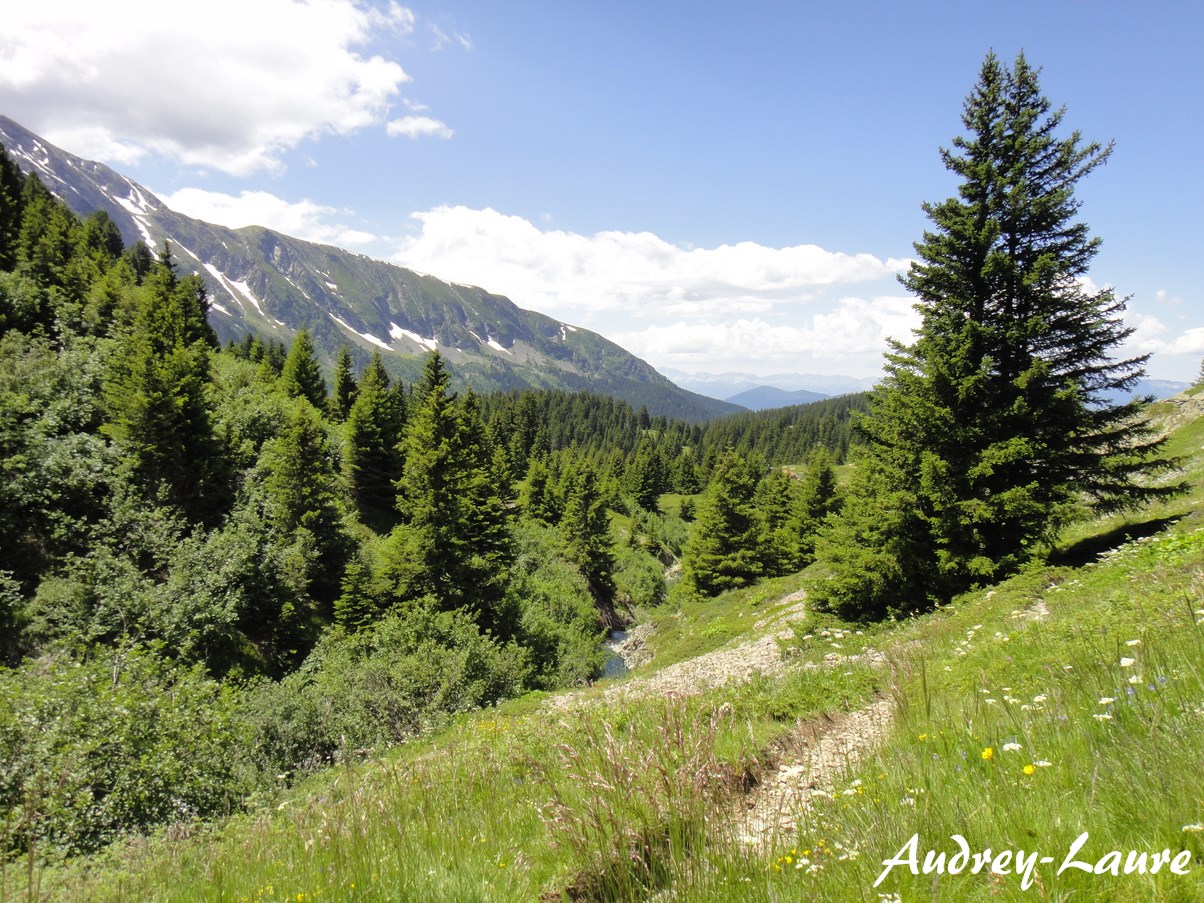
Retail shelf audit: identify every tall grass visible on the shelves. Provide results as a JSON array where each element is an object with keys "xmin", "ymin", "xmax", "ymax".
[{"xmin": 14, "ymin": 402, "xmax": 1204, "ymax": 901}]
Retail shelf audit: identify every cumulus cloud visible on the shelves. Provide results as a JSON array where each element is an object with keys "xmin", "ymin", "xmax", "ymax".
[
  {"xmin": 386, "ymin": 116, "xmax": 454, "ymax": 139},
  {"xmin": 388, "ymin": 205, "xmax": 915, "ymax": 374},
  {"xmin": 393, "ymin": 205, "xmax": 910, "ymax": 320},
  {"xmin": 612, "ymin": 298, "xmax": 920, "ymax": 372},
  {"xmin": 159, "ymin": 187, "xmax": 377, "ymax": 247},
  {"xmin": 0, "ymin": 0, "xmax": 424, "ymax": 175}
]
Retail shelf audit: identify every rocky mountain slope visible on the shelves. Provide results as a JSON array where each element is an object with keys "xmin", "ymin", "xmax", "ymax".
[{"xmin": 0, "ymin": 116, "xmax": 740, "ymax": 421}]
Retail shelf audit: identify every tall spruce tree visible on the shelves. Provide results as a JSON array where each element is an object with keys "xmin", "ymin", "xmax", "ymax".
[
  {"xmin": 278, "ymin": 328, "xmax": 327, "ymax": 410},
  {"xmin": 329, "ymin": 344, "xmax": 357, "ymax": 420},
  {"xmin": 682, "ymin": 450, "xmax": 769, "ymax": 596},
  {"xmin": 0, "ymin": 145, "xmax": 26, "ymax": 272},
  {"xmin": 258, "ymin": 400, "xmax": 351, "ymax": 607},
  {"xmin": 386, "ymin": 352, "xmax": 514, "ymax": 628},
  {"xmin": 102, "ymin": 249, "xmax": 226, "ymax": 522},
  {"xmin": 559, "ymin": 468, "xmax": 615, "ymax": 603},
  {"xmin": 344, "ymin": 352, "xmax": 404, "ymax": 520},
  {"xmin": 813, "ymin": 52, "xmax": 1184, "ymax": 618}
]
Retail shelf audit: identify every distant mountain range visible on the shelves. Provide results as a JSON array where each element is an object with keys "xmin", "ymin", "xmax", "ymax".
[
  {"xmin": 662, "ymin": 368, "xmax": 1189, "ymax": 409},
  {"xmin": 723, "ymin": 386, "xmax": 831, "ymax": 410},
  {"xmin": 0, "ymin": 116, "xmax": 741, "ymax": 422},
  {"xmin": 661, "ymin": 368, "xmax": 878, "ymax": 402}
]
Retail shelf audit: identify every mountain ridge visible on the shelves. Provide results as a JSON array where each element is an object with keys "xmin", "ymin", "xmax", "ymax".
[{"xmin": 0, "ymin": 115, "xmax": 741, "ymax": 422}]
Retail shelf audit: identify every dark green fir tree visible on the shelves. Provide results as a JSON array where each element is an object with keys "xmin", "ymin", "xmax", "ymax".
[
  {"xmin": 813, "ymin": 52, "xmax": 1185, "ymax": 618},
  {"xmin": 682, "ymin": 450, "xmax": 769, "ymax": 596},
  {"xmin": 278, "ymin": 327, "xmax": 327, "ymax": 410}
]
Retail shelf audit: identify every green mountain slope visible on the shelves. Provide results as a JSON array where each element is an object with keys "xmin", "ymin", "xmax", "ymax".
[{"xmin": 0, "ymin": 115, "xmax": 740, "ymax": 421}]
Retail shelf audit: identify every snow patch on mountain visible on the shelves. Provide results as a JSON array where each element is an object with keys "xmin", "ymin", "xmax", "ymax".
[
  {"xmin": 389, "ymin": 322, "xmax": 438, "ymax": 351},
  {"xmin": 330, "ymin": 313, "xmax": 390, "ymax": 350}
]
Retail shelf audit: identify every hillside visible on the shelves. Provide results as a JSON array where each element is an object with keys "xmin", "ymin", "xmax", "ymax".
[
  {"xmin": 725, "ymin": 385, "xmax": 830, "ymax": 410},
  {"xmin": 0, "ymin": 116, "xmax": 739, "ymax": 422},
  {"xmin": 22, "ymin": 388, "xmax": 1203, "ymax": 902}
]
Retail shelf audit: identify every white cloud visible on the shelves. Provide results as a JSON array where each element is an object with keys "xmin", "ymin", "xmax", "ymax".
[
  {"xmin": 159, "ymin": 187, "xmax": 377, "ymax": 247},
  {"xmin": 393, "ymin": 205, "xmax": 910, "ymax": 321},
  {"xmin": 612, "ymin": 298, "xmax": 920, "ymax": 372},
  {"xmin": 1, "ymin": 0, "xmax": 422, "ymax": 175},
  {"xmin": 386, "ymin": 116, "xmax": 454, "ymax": 139}
]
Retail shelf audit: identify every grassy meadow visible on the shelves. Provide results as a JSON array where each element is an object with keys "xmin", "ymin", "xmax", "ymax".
[{"xmin": 9, "ymin": 391, "xmax": 1204, "ymax": 902}]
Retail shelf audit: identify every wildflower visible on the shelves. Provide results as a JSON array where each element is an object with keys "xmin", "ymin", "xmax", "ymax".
[
  {"xmin": 1023, "ymin": 764, "xmax": 1036, "ymax": 775},
  {"xmin": 1183, "ymin": 823, "xmax": 1204, "ymax": 833},
  {"xmin": 1128, "ymin": 675, "xmax": 1142, "ymax": 685},
  {"xmin": 1126, "ymin": 639, "xmax": 1141, "ymax": 647},
  {"xmin": 1120, "ymin": 657, "xmax": 1136, "ymax": 668},
  {"xmin": 981, "ymin": 747, "xmax": 994, "ymax": 760},
  {"xmin": 1035, "ymin": 760, "xmax": 1052, "ymax": 767},
  {"xmin": 1093, "ymin": 712, "xmax": 1113, "ymax": 721},
  {"xmin": 1099, "ymin": 697, "xmax": 1116, "ymax": 705},
  {"xmin": 1002, "ymin": 742, "xmax": 1022, "ymax": 752},
  {"xmin": 1033, "ymin": 693, "xmax": 1048, "ymax": 703}
]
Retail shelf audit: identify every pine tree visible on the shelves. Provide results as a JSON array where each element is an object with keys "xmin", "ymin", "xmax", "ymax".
[
  {"xmin": 560, "ymin": 468, "xmax": 615, "ymax": 603},
  {"xmin": 682, "ymin": 450, "xmax": 769, "ymax": 596},
  {"xmin": 279, "ymin": 328, "xmax": 327, "ymax": 410},
  {"xmin": 329, "ymin": 344, "xmax": 357, "ymax": 420},
  {"xmin": 813, "ymin": 52, "xmax": 1184, "ymax": 617},
  {"xmin": 626, "ymin": 437, "xmax": 668, "ymax": 511},
  {"xmin": 344, "ymin": 352, "xmax": 405, "ymax": 520},
  {"xmin": 791, "ymin": 447, "xmax": 841, "ymax": 565},
  {"xmin": 0, "ymin": 144, "xmax": 26, "ymax": 272},
  {"xmin": 387, "ymin": 353, "xmax": 514, "ymax": 628},
  {"xmin": 258, "ymin": 400, "xmax": 350, "ymax": 606},
  {"xmin": 102, "ymin": 250, "xmax": 227, "ymax": 522},
  {"xmin": 755, "ymin": 467, "xmax": 801, "ymax": 574}
]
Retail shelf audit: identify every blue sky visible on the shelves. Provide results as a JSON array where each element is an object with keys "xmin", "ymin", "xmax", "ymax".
[{"xmin": 3, "ymin": 0, "xmax": 1201, "ymax": 380}]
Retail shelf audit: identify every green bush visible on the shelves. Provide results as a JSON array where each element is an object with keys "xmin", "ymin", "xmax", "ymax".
[
  {"xmin": 243, "ymin": 607, "xmax": 533, "ymax": 774},
  {"xmin": 614, "ymin": 545, "xmax": 667, "ymax": 609},
  {"xmin": 0, "ymin": 646, "xmax": 253, "ymax": 857}
]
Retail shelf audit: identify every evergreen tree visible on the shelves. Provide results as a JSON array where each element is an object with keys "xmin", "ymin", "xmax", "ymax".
[
  {"xmin": 344, "ymin": 352, "xmax": 404, "ymax": 520},
  {"xmin": 519, "ymin": 456, "xmax": 558, "ymax": 524},
  {"xmin": 626, "ymin": 437, "xmax": 668, "ymax": 511},
  {"xmin": 559, "ymin": 468, "xmax": 615, "ymax": 603},
  {"xmin": 102, "ymin": 251, "xmax": 226, "ymax": 522},
  {"xmin": 0, "ymin": 145, "xmax": 26, "ymax": 272},
  {"xmin": 333, "ymin": 555, "xmax": 381, "ymax": 631},
  {"xmin": 682, "ymin": 450, "xmax": 769, "ymax": 596},
  {"xmin": 329, "ymin": 344, "xmax": 357, "ymax": 420},
  {"xmin": 258, "ymin": 400, "xmax": 350, "ymax": 607},
  {"xmin": 387, "ymin": 353, "xmax": 514, "ymax": 628},
  {"xmin": 790, "ymin": 447, "xmax": 842, "ymax": 565},
  {"xmin": 278, "ymin": 328, "xmax": 327, "ymax": 410},
  {"xmin": 755, "ymin": 467, "xmax": 801, "ymax": 574},
  {"xmin": 814, "ymin": 52, "xmax": 1184, "ymax": 617}
]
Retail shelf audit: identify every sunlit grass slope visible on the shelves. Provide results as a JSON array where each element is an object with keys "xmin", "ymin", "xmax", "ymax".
[{"xmin": 18, "ymin": 394, "xmax": 1204, "ymax": 902}]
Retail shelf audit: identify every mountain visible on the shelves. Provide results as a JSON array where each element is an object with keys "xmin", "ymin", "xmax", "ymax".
[
  {"xmin": 724, "ymin": 385, "xmax": 830, "ymax": 410},
  {"xmin": 664, "ymin": 370, "xmax": 1190, "ymax": 407},
  {"xmin": 0, "ymin": 116, "xmax": 740, "ymax": 422},
  {"xmin": 661, "ymin": 368, "xmax": 878, "ymax": 402}
]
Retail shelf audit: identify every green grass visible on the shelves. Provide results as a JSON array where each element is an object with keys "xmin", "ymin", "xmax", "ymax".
[
  {"xmin": 12, "ymin": 401, "xmax": 1204, "ymax": 902},
  {"xmin": 21, "ymin": 635, "xmax": 883, "ymax": 902},
  {"xmin": 636, "ymin": 572, "xmax": 809, "ymax": 669}
]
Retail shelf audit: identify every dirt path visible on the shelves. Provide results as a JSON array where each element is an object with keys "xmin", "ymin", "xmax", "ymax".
[
  {"xmin": 547, "ymin": 590, "xmax": 809, "ymax": 710},
  {"xmin": 735, "ymin": 694, "xmax": 896, "ymax": 846},
  {"xmin": 547, "ymin": 586, "xmax": 900, "ymax": 851}
]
